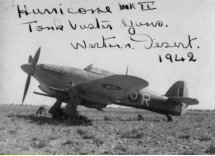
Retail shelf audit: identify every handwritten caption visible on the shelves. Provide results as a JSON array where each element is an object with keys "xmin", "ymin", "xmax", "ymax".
[{"xmin": 16, "ymin": 1, "xmax": 199, "ymax": 63}]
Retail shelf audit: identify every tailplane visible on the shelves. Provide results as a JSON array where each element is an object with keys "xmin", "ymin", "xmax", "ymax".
[{"xmin": 168, "ymin": 97, "xmax": 199, "ymax": 105}]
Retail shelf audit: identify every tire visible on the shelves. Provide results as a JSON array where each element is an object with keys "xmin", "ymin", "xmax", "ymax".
[{"xmin": 52, "ymin": 108, "xmax": 64, "ymax": 119}]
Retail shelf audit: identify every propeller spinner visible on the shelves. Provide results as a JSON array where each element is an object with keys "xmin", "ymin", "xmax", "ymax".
[{"xmin": 21, "ymin": 47, "xmax": 41, "ymax": 105}]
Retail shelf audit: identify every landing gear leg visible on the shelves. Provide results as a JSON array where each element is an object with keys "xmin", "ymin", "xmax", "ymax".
[
  {"xmin": 64, "ymin": 100, "xmax": 79, "ymax": 121},
  {"xmin": 64, "ymin": 84, "xmax": 80, "ymax": 122},
  {"xmin": 49, "ymin": 99, "xmax": 67, "ymax": 119},
  {"xmin": 166, "ymin": 114, "xmax": 173, "ymax": 122}
]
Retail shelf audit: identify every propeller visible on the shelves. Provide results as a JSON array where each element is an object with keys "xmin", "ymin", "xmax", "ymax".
[{"xmin": 21, "ymin": 47, "xmax": 41, "ymax": 105}]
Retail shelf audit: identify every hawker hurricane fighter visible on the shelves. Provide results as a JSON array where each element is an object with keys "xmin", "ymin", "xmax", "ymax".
[{"xmin": 21, "ymin": 47, "xmax": 199, "ymax": 121}]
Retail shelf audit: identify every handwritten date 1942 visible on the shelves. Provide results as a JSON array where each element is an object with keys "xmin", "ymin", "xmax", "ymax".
[{"xmin": 159, "ymin": 52, "xmax": 197, "ymax": 63}]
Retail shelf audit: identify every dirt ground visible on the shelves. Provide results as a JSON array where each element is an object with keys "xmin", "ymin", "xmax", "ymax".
[{"xmin": 0, "ymin": 104, "xmax": 214, "ymax": 154}]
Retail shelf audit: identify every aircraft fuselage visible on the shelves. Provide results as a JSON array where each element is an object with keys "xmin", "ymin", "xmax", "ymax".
[{"xmin": 23, "ymin": 63, "xmax": 186, "ymax": 116}]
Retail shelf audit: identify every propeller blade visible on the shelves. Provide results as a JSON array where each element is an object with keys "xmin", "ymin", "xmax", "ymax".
[
  {"xmin": 22, "ymin": 74, "xmax": 31, "ymax": 105},
  {"xmin": 32, "ymin": 47, "xmax": 41, "ymax": 66},
  {"xmin": 28, "ymin": 55, "xmax": 33, "ymax": 64}
]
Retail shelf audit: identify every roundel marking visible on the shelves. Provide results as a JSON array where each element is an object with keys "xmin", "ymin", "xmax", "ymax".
[{"xmin": 101, "ymin": 84, "xmax": 122, "ymax": 90}]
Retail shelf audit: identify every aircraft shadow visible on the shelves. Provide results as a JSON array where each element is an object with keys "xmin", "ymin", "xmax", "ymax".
[{"xmin": 8, "ymin": 114, "xmax": 92, "ymax": 126}]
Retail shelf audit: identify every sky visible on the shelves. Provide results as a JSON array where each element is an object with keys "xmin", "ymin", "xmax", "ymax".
[{"xmin": 0, "ymin": 0, "xmax": 215, "ymax": 109}]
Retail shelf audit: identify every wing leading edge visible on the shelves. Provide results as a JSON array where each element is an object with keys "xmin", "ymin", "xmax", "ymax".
[{"xmin": 77, "ymin": 75, "xmax": 149, "ymax": 100}]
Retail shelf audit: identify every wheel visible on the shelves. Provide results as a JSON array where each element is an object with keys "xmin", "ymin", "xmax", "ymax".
[{"xmin": 52, "ymin": 108, "xmax": 65, "ymax": 119}]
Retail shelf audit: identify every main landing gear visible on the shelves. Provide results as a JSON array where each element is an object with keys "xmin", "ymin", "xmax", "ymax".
[
  {"xmin": 166, "ymin": 114, "xmax": 173, "ymax": 122},
  {"xmin": 49, "ymin": 99, "xmax": 68, "ymax": 120},
  {"xmin": 49, "ymin": 99, "xmax": 79, "ymax": 120},
  {"xmin": 49, "ymin": 83, "xmax": 80, "ymax": 121},
  {"xmin": 52, "ymin": 108, "xmax": 68, "ymax": 119},
  {"xmin": 64, "ymin": 99, "xmax": 79, "ymax": 121}
]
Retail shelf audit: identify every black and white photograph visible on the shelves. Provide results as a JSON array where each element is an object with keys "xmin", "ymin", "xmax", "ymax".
[{"xmin": 0, "ymin": 0, "xmax": 215, "ymax": 154}]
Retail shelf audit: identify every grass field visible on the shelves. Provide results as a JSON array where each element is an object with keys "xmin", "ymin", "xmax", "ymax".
[{"xmin": 0, "ymin": 104, "xmax": 214, "ymax": 154}]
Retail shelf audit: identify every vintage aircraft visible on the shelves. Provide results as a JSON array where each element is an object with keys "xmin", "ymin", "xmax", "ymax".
[{"xmin": 21, "ymin": 47, "xmax": 199, "ymax": 121}]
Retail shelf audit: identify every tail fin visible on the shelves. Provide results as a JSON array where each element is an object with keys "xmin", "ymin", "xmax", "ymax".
[{"xmin": 165, "ymin": 81, "xmax": 188, "ymax": 97}]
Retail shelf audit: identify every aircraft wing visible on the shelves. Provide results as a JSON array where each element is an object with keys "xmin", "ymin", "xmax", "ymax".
[{"xmin": 77, "ymin": 75, "xmax": 149, "ymax": 100}]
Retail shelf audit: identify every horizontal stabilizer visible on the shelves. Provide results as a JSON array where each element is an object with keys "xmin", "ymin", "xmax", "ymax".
[{"xmin": 168, "ymin": 97, "xmax": 199, "ymax": 105}]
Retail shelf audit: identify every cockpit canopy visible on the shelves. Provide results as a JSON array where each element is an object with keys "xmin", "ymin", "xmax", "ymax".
[{"xmin": 84, "ymin": 64, "xmax": 114, "ymax": 76}]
